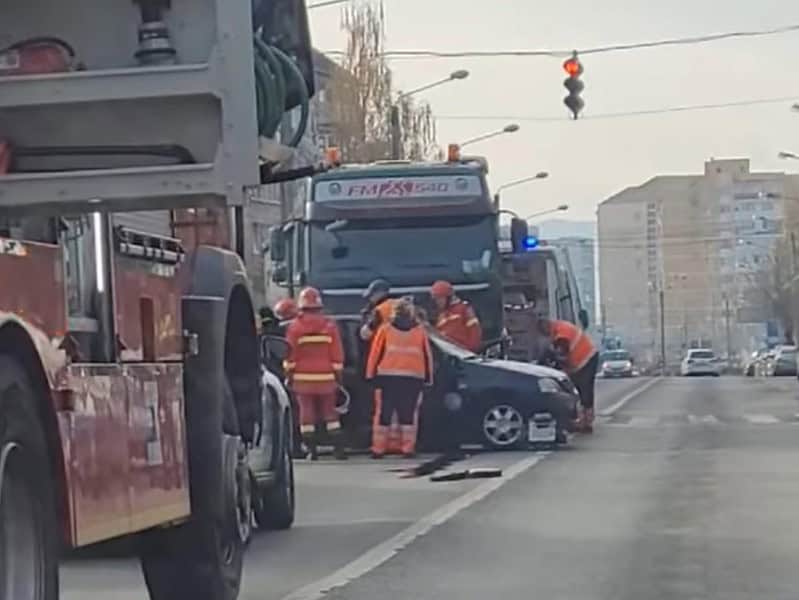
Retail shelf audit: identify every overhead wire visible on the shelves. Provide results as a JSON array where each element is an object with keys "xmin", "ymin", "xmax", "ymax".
[{"xmin": 323, "ymin": 23, "xmax": 799, "ymax": 60}]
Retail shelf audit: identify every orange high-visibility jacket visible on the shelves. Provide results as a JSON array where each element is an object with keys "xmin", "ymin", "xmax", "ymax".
[
  {"xmin": 550, "ymin": 319, "xmax": 597, "ymax": 372},
  {"xmin": 284, "ymin": 312, "xmax": 344, "ymax": 394},
  {"xmin": 360, "ymin": 298, "xmax": 397, "ymax": 341},
  {"xmin": 366, "ymin": 322, "xmax": 433, "ymax": 384},
  {"xmin": 436, "ymin": 299, "xmax": 482, "ymax": 352}
]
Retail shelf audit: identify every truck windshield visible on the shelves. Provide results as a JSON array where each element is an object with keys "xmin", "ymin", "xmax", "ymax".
[{"xmin": 308, "ymin": 215, "xmax": 496, "ymax": 287}]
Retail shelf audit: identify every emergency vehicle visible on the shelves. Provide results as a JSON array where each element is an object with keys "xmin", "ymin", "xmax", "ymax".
[
  {"xmin": 499, "ymin": 222, "xmax": 589, "ymax": 362},
  {"xmin": 268, "ymin": 149, "xmax": 503, "ymax": 446},
  {"xmin": 0, "ymin": 1, "xmax": 313, "ymax": 598}
]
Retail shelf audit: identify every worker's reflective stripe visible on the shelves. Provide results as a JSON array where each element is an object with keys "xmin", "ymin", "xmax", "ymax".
[
  {"xmin": 293, "ymin": 372, "xmax": 336, "ymax": 382},
  {"xmin": 327, "ymin": 420, "xmax": 341, "ymax": 431},
  {"xmin": 300, "ymin": 424, "xmax": 315, "ymax": 434},
  {"xmin": 298, "ymin": 335, "xmax": 333, "ymax": 344},
  {"xmin": 466, "ymin": 318, "xmax": 479, "ymax": 327},
  {"xmin": 437, "ymin": 314, "xmax": 460, "ymax": 327},
  {"xmin": 283, "ymin": 361, "xmax": 296, "ymax": 370},
  {"xmin": 384, "ymin": 344, "xmax": 423, "ymax": 356},
  {"xmin": 376, "ymin": 367, "xmax": 425, "ymax": 378},
  {"xmin": 332, "ymin": 362, "xmax": 344, "ymax": 370}
]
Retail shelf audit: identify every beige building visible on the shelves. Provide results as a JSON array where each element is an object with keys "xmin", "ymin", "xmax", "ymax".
[{"xmin": 599, "ymin": 159, "xmax": 799, "ymax": 365}]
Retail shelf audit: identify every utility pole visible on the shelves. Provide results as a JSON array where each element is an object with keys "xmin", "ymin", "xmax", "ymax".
[
  {"xmin": 659, "ymin": 286, "xmax": 666, "ymax": 375},
  {"xmin": 724, "ymin": 295, "xmax": 732, "ymax": 361},
  {"xmin": 390, "ymin": 104, "xmax": 402, "ymax": 160}
]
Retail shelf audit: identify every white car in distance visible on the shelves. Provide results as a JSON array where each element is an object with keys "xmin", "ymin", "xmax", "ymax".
[{"xmin": 680, "ymin": 348, "xmax": 721, "ymax": 377}]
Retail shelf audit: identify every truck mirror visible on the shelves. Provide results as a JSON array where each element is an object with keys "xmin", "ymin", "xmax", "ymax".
[
  {"xmin": 271, "ymin": 263, "xmax": 288, "ymax": 285},
  {"xmin": 269, "ymin": 226, "xmax": 285, "ymax": 262},
  {"xmin": 510, "ymin": 218, "xmax": 529, "ymax": 253},
  {"xmin": 578, "ymin": 308, "xmax": 589, "ymax": 329}
]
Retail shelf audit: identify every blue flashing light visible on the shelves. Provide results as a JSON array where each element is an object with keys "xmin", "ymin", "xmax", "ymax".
[{"xmin": 523, "ymin": 235, "xmax": 539, "ymax": 250}]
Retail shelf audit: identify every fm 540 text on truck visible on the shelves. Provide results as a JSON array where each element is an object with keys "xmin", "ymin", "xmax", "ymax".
[{"xmin": 0, "ymin": 1, "xmax": 314, "ymax": 598}]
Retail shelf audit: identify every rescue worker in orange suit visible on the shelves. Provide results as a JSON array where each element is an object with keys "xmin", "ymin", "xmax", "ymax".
[
  {"xmin": 359, "ymin": 279, "xmax": 396, "ymax": 343},
  {"xmin": 539, "ymin": 318, "xmax": 599, "ymax": 433},
  {"xmin": 284, "ymin": 287, "xmax": 347, "ymax": 460},
  {"xmin": 274, "ymin": 297, "xmax": 299, "ymax": 326},
  {"xmin": 431, "ymin": 280, "xmax": 482, "ymax": 352},
  {"xmin": 366, "ymin": 298, "xmax": 433, "ymax": 459}
]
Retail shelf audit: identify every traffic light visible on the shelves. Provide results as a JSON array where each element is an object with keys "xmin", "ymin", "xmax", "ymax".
[{"xmin": 562, "ymin": 51, "xmax": 584, "ymax": 120}]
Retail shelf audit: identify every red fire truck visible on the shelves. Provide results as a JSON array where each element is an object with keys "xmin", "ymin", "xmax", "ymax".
[{"xmin": 0, "ymin": 1, "xmax": 314, "ymax": 598}]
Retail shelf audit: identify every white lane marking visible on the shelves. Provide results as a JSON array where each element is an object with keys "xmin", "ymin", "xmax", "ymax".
[
  {"xmin": 599, "ymin": 377, "xmax": 662, "ymax": 417},
  {"xmin": 743, "ymin": 414, "xmax": 780, "ymax": 425},
  {"xmin": 280, "ymin": 453, "xmax": 548, "ymax": 600},
  {"xmin": 627, "ymin": 415, "xmax": 659, "ymax": 427}
]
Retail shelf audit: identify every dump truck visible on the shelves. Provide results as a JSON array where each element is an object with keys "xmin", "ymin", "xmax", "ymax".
[
  {"xmin": 0, "ymin": 1, "xmax": 314, "ymax": 598},
  {"xmin": 268, "ymin": 151, "xmax": 504, "ymax": 447}
]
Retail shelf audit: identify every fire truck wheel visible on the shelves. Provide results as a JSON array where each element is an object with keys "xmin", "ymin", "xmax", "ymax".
[
  {"xmin": 140, "ymin": 381, "xmax": 246, "ymax": 600},
  {"xmin": 0, "ymin": 357, "xmax": 59, "ymax": 600},
  {"xmin": 254, "ymin": 420, "xmax": 295, "ymax": 530}
]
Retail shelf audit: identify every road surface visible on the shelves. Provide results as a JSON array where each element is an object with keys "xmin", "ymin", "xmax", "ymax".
[{"xmin": 62, "ymin": 375, "xmax": 799, "ymax": 599}]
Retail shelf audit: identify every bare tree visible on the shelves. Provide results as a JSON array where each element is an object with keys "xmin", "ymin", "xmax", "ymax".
[
  {"xmin": 328, "ymin": 1, "xmax": 440, "ymax": 162},
  {"xmin": 745, "ymin": 244, "xmax": 794, "ymax": 341}
]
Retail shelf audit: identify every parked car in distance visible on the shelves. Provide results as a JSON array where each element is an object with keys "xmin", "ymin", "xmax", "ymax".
[
  {"xmin": 680, "ymin": 348, "xmax": 720, "ymax": 377},
  {"xmin": 767, "ymin": 345, "xmax": 797, "ymax": 376},
  {"xmin": 599, "ymin": 349, "xmax": 635, "ymax": 378},
  {"xmin": 743, "ymin": 350, "xmax": 766, "ymax": 376}
]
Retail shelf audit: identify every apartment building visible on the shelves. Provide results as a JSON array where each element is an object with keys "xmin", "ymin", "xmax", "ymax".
[{"xmin": 599, "ymin": 159, "xmax": 799, "ymax": 363}]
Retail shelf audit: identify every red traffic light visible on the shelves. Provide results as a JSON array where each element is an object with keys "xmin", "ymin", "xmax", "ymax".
[{"xmin": 563, "ymin": 57, "xmax": 582, "ymax": 77}]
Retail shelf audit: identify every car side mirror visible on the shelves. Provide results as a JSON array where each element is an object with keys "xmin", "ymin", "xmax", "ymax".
[
  {"xmin": 268, "ymin": 226, "xmax": 285, "ymax": 262},
  {"xmin": 578, "ymin": 308, "xmax": 589, "ymax": 329},
  {"xmin": 271, "ymin": 263, "xmax": 288, "ymax": 285},
  {"xmin": 262, "ymin": 335, "xmax": 289, "ymax": 362}
]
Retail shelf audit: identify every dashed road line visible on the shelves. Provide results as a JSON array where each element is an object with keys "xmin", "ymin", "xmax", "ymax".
[{"xmin": 599, "ymin": 377, "xmax": 662, "ymax": 417}]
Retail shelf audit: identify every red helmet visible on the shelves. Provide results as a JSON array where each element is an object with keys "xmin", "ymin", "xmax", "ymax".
[
  {"xmin": 274, "ymin": 297, "xmax": 298, "ymax": 320},
  {"xmin": 431, "ymin": 280, "xmax": 454, "ymax": 299},
  {"xmin": 298, "ymin": 287, "xmax": 324, "ymax": 310}
]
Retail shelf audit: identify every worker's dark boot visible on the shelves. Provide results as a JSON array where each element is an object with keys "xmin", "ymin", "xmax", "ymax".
[
  {"xmin": 307, "ymin": 434, "xmax": 319, "ymax": 461},
  {"xmin": 583, "ymin": 408, "xmax": 595, "ymax": 434}
]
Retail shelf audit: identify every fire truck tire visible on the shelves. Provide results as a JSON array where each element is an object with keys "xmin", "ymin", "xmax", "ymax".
[
  {"xmin": 0, "ymin": 357, "xmax": 59, "ymax": 600},
  {"xmin": 255, "ymin": 420, "xmax": 295, "ymax": 530},
  {"xmin": 140, "ymin": 382, "xmax": 246, "ymax": 600}
]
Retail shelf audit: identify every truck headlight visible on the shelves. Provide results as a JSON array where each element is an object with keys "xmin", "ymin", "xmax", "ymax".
[
  {"xmin": 537, "ymin": 377, "xmax": 561, "ymax": 394},
  {"xmin": 443, "ymin": 392, "xmax": 463, "ymax": 412}
]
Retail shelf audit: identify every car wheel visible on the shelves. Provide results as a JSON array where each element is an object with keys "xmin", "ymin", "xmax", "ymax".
[
  {"xmin": 254, "ymin": 421, "xmax": 295, "ymax": 530},
  {"xmin": 481, "ymin": 403, "xmax": 525, "ymax": 450}
]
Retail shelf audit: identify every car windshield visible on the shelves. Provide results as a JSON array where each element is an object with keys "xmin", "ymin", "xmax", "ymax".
[
  {"xmin": 427, "ymin": 327, "xmax": 478, "ymax": 360},
  {"xmin": 603, "ymin": 350, "xmax": 630, "ymax": 361},
  {"xmin": 689, "ymin": 350, "xmax": 715, "ymax": 359},
  {"xmin": 308, "ymin": 215, "xmax": 495, "ymax": 287}
]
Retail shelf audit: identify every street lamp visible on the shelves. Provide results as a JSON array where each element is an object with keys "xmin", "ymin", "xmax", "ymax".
[
  {"xmin": 390, "ymin": 70, "xmax": 470, "ymax": 159},
  {"xmin": 458, "ymin": 123, "xmax": 520, "ymax": 149},
  {"xmin": 493, "ymin": 172, "xmax": 549, "ymax": 207},
  {"xmin": 524, "ymin": 204, "xmax": 568, "ymax": 220},
  {"xmin": 778, "ymin": 151, "xmax": 799, "ymax": 160}
]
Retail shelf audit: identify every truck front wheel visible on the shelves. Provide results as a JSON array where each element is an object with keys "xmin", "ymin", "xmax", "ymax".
[
  {"xmin": 0, "ymin": 357, "xmax": 59, "ymax": 600},
  {"xmin": 140, "ymin": 385, "xmax": 248, "ymax": 600}
]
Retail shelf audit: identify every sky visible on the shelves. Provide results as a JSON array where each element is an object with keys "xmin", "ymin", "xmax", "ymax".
[{"xmin": 307, "ymin": 0, "xmax": 799, "ymax": 224}]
